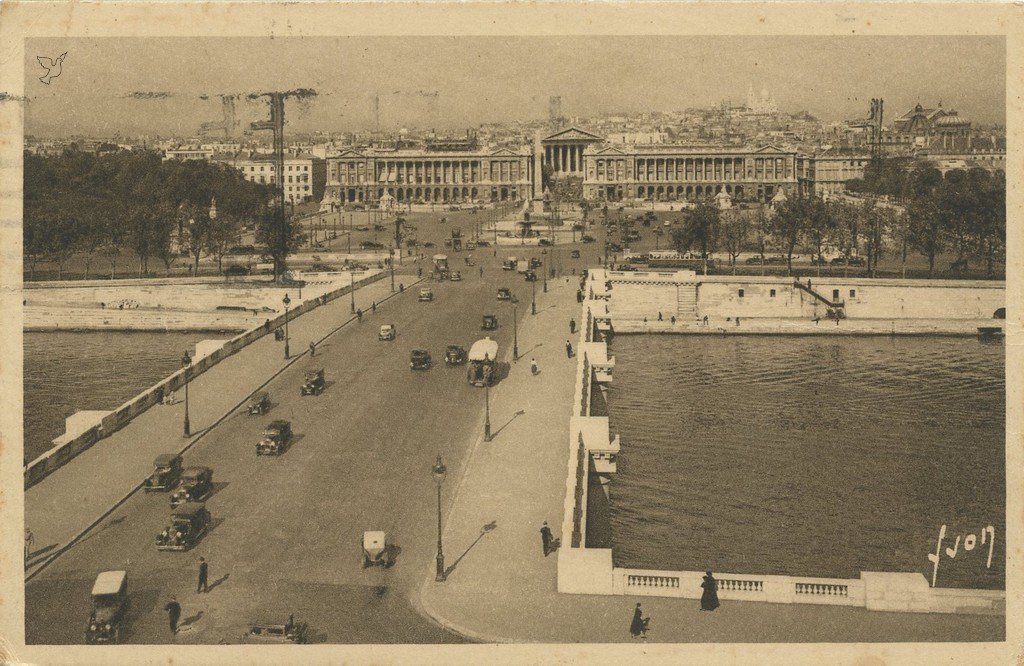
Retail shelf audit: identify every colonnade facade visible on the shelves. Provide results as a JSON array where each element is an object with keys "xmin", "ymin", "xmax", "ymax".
[
  {"xmin": 544, "ymin": 143, "xmax": 588, "ymax": 176},
  {"xmin": 326, "ymin": 151, "xmax": 532, "ymax": 204}
]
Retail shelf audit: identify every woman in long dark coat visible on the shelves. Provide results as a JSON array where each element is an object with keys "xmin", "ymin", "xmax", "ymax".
[
  {"xmin": 629, "ymin": 603, "xmax": 645, "ymax": 638},
  {"xmin": 700, "ymin": 571, "xmax": 720, "ymax": 611}
]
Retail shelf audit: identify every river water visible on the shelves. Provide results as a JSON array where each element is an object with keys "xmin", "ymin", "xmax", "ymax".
[
  {"xmin": 604, "ymin": 335, "xmax": 1005, "ymax": 589},
  {"xmin": 23, "ymin": 332, "xmax": 211, "ymax": 464}
]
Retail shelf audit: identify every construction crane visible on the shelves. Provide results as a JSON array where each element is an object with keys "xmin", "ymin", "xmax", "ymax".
[{"xmin": 198, "ymin": 95, "xmax": 239, "ymax": 139}]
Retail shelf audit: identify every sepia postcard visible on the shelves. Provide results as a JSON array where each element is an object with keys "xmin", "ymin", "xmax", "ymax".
[{"xmin": 0, "ymin": 2, "xmax": 1021, "ymax": 664}]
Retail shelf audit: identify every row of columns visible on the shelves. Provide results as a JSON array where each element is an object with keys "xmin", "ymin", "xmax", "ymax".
[
  {"xmin": 332, "ymin": 159, "xmax": 528, "ymax": 186},
  {"xmin": 338, "ymin": 186, "xmax": 524, "ymax": 203},
  {"xmin": 627, "ymin": 156, "xmax": 792, "ymax": 182},
  {"xmin": 545, "ymin": 143, "xmax": 586, "ymax": 174}
]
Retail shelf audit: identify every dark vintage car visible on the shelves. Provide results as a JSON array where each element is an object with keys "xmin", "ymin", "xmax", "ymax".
[
  {"xmin": 257, "ymin": 420, "xmax": 293, "ymax": 456},
  {"xmin": 301, "ymin": 368, "xmax": 325, "ymax": 396},
  {"xmin": 156, "ymin": 502, "xmax": 210, "ymax": 551},
  {"xmin": 170, "ymin": 466, "xmax": 214, "ymax": 507},
  {"xmin": 245, "ymin": 616, "xmax": 309, "ymax": 644},
  {"xmin": 765, "ymin": 256, "xmax": 787, "ymax": 265},
  {"xmin": 482, "ymin": 314, "xmax": 498, "ymax": 331},
  {"xmin": 444, "ymin": 345, "xmax": 468, "ymax": 366},
  {"xmin": 570, "ymin": 250, "xmax": 581, "ymax": 258},
  {"xmin": 538, "ymin": 238, "xmax": 553, "ymax": 246},
  {"xmin": 529, "ymin": 258, "xmax": 542, "ymax": 269},
  {"xmin": 745, "ymin": 256, "xmax": 764, "ymax": 265},
  {"xmin": 144, "ymin": 453, "xmax": 183, "ymax": 492},
  {"xmin": 85, "ymin": 571, "xmax": 129, "ymax": 644},
  {"xmin": 475, "ymin": 240, "xmax": 490, "ymax": 247},
  {"xmin": 247, "ymin": 391, "xmax": 270, "ymax": 416},
  {"xmin": 501, "ymin": 259, "xmax": 516, "ymax": 271},
  {"xmin": 524, "ymin": 270, "xmax": 537, "ymax": 282},
  {"xmin": 606, "ymin": 242, "xmax": 624, "ymax": 252},
  {"xmin": 449, "ymin": 271, "xmax": 462, "ymax": 282},
  {"xmin": 223, "ymin": 264, "xmax": 250, "ymax": 276},
  {"xmin": 423, "ymin": 241, "xmax": 435, "ymax": 248},
  {"xmin": 496, "ymin": 287, "xmax": 512, "ymax": 301},
  {"xmin": 581, "ymin": 235, "xmax": 596, "ymax": 243},
  {"xmin": 410, "ymin": 349, "xmax": 432, "ymax": 370}
]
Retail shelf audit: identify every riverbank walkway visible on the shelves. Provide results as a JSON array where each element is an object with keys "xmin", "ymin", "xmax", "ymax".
[
  {"xmin": 611, "ymin": 316, "xmax": 998, "ymax": 336},
  {"xmin": 418, "ymin": 278, "xmax": 1004, "ymax": 643},
  {"xmin": 24, "ymin": 276, "xmax": 406, "ymax": 580}
]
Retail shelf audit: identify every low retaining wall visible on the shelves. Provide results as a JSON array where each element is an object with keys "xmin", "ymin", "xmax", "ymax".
[
  {"xmin": 24, "ymin": 270, "xmax": 385, "ymax": 489},
  {"xmin": 555, "ymin": 275, "xmax": 1005, "ymax": 614}
]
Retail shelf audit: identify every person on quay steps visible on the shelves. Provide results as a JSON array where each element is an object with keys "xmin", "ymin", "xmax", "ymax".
[{"xmin": 701, "ymin": 571, "xmax": 720, "ymax": 611}]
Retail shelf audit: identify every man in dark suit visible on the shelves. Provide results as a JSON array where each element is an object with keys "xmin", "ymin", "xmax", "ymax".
[{"xmin": 197, "ymin": 557, "xmax": 209, "ymax": 593}]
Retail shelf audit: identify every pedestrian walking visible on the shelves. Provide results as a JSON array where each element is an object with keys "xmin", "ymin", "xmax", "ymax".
[
  {"xmin": 629, "ymin": 602, "xmax": 649, "ymax": 639},
  {"xmin": 164, "ymin": 596, "xmax": 182, "ymax": 634},
  {"xmin": 372, "ymin": 301, "xmax": 377, "ymax": 312},
  {"xmin": 417, "ymin": 267, "xmax": 422, "ymax": 278},
  {"xmin": 670, "ymin": 315, "xmax": 676, "ymax": 325},
  {"xmin": 24, "ymin": 528, "xmax": 34, "ymax": 561},
  {"xmin": 658, "ymin": 311, "xmax": 663, "ymax": 321},
  {"xmin": 479, "ymin": 266, "xmax": 484, "ymax": 277},
  {"xmin": 703, "ymin": 314, "xmax": 709, "ymax": 326},
  {"xmin": 197, "ymin": 557, "xmax": 209, "ymax": 593},
  {"xmin": 569, "ymin": 318, "xmax": 576, "ymax": 334},
  {"xmin": 735, "ymin": 316, "xmax": 740, "ymax": 327},
  {"xmin": 308, "ymin": 341, "xmax": 316, "ymax": 357},
  {"xmin": 565, "ymin": 340, "xmax": 574, "ymax": 358},
  {"xmin": 700, "ymin": 571, "xmax": 720, "ymax": 611},
  {"xmin": 540, "ymin": 521, "xmax": 553, "ymax": 556},
  {"xmin": 531, "ymin": 358, "xmax": 539, "ymax": 375}
]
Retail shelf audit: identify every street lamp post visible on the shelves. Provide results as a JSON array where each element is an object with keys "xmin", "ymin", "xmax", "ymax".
[
  {"xmin": 389, "ymin": 247, "xmax": 396, "ymax": 292},
  {"xmin": 350, "ymin": 270, "xmax": 356, "ymax": 313},
  {"xmin": 181, "ymin": 351, "xmax": 192, "ymax": 437},
  {"xmin": 531, "ymin": 272, "xmax": 537, "ymax": 315},
  {"xmin": 512, "ymin": 304, "xmax": 519, "ymax": 361},
  {"xmin": 282, "ymin": 293, "xmax": 291, "ymax": 359},
  {"xmin": 432, "ymin": 456, "xmax": 448, "ymax": 582},
  {"xmin": 542, "ymin": 252, "xmax": 548, "ymax": 293},
  {"xmin": 484, "ymin": 380, "xmax": 493, "ymax": 442}
]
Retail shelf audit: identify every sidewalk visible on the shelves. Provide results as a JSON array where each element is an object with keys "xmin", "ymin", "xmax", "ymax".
[
  {"xmin": 418, "ymin": 278, "xmax": 1004, "ymax": 644},
  {"xmin": 25, "ymin": 275, "xmax": 410, "ymax": 580}
]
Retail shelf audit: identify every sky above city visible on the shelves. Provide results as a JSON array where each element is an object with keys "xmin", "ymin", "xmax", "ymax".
[{"xmin": 25, "ymin": 36, "xmax": 1005, "ymax": 137}]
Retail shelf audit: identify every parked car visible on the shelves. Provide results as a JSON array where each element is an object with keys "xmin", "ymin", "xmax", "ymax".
[
  {"xmin": 766, "ymin": 256, "xmax": 787, "ymax": 265},
  {"xmin": 354, "ymin": 225, "xmax": 370, "ymax": 232},
  {"xmin": 144, "ymin": 454, "xmax": 183, "ymax": 492},
  {"xmin": 410, "ymin": 349, "xmax": 432, "ymax": 370},
  {"xmin": 745, "ymin": 256, "xmax": 764, "ymax": 265},
  {"xmin": 423, "ymin": 241, "xmax": 436, "ymax": 248},
  {"xmin": 247, "ymin": 391, "xmax": 270, "ymax": 416},
  {"xmin": 449, "ymin": 271, "xmax": 462, "ymax": 282},
  {"xmin": 170, "ymin": 466, "xmax": 214, "ymax": 507},
  {"xmin": 444, "ymin": 345, "xmax": 468, "ymax": 366},
  {"xmin": 848, "ymin": 256, "xmax": 866, "ymax": 266},
  {"xmin": 223, "ymin": 264, "xmax": 250, "ymax": 276},
  {"xmin": 524, "ymin": 270, "xmax": 537, "ymax": 282},
  {"xmin": 419, "ymin": 287, "xmax": 434, "ymax": 302},
  {"xmin": 475, "ymin": 240, "xmax": 490, "ymax": 247},
  {"xmin": 581, "ymin": 235, "xmax": 596, "ymax": 243},
  {"xmin": 379, "ymin": 324, "xmax": 396, "ymax": 341},
  {"xmin": 257, "ymin": 420, "xmax": 293, "ymax": 456},
  {"xmin": 482, "ymin": 314, "xmax": 498, "ymax": 330},
  {"xmin": 529, "ymin": 258, "xmax": 543, "ymax": 269},
  {"xmin": 85, "ymin": 571, "xmax": 129, "ymax": 644},
  {"xmin": 607, "ymin": 242, "xmax": 623, "ymax": 252},
  {"xmin": 538, "ymin": 238, "xmax": 553, "ymax": 246},
  {"xmin": 245, "ymin": 617, "xmax": 309, "ymax": 644},
  {"xmin": 155, "ymin": 502, "xmax": 210, "ymax": 551},
  {"xmin": 301, "ymin": 369, "xmax": 325, "ymax": 396},
  {"xmin": 570, "ymin": 250, "xmax": 581, "ymax": 258},
  {"xmin": 496, "ymin": 287, "xmax": 512, "ymax": 301},
  {"xmin": 360, "ymin": 241, "xmax": 385, "ymax": 250},
  {"xmin": 465, "ymin": 241, "xmax": 476, "ymax": 250}
]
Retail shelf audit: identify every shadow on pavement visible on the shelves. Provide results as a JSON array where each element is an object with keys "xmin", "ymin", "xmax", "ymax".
[
  {"xmin": 205, "ymin": 573, "xmax": 230, "ymax": 593},
  {"xmin": 181, "ymin": 610, "xmax": 204, "ymax": 629},
  {"xmin": 206, "ymin": 481, "xmax": 230, "ymax": 501},
  {"xmin": 443, "ymin": 521, "xmax": 497, "ymax": 579},
  {"xmin": 491, "ymin": 411, "xmax": 525, "ymax": 440},
  {"xmin": 27, "ymin": 543, "xmax": 58, "ymax": 565}
]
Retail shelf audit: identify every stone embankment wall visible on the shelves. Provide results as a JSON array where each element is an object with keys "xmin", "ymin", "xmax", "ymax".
[
  {"xmin": 555, "ymin": 273, "xmax": 1005, "ymax": 613},
  {"xmin": 23, "ymin": 270, "xmax": 385, "ymax": 488},
  {"xmin": 24, "ymin": 272, "xmax": 377, "ymax": 331}
]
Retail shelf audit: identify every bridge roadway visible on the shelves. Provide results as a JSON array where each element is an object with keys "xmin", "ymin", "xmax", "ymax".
[{"xmin": 26, "ymin": 227, "xmax": 586, "ymax": 644}]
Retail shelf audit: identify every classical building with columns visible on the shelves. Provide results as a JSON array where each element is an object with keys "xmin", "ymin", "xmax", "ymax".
[
  {"xmin": 324, "ymin": 147, "xmax": 532, "ymax": 205},
  {"xmin": 581, "ymin": 143, "xmax": 799, "ymax": 202},
  {"xmin": 542, "ymin": 127, "xmax": 603, "ymax": 177}
]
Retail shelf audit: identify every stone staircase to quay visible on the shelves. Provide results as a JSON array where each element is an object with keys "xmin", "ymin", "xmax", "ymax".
[{"xmin": 676, "ymin": 283, "xmax": 697, "ymax": 319}]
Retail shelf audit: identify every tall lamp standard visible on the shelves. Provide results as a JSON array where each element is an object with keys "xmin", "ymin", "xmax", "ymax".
[
  {"xmin": 181, "ymin": 351, "xmax": 192, "ymax": 437},
  {"xmin": 484, "ymin": 377, "xmax": 493, "ymax": 442},
  {"xmin": 432, "ymin": 456, "xmax": 448, "ymax": 582},
  {"xmin": 389, "ymin": 247, "xmax": 396, "ymax": 292},
  {"xmin": 350, "ymin": 270, "xmax": 356, "ymax": 313},
  {"xmin": 542, "ymin": 250, "xmax": 548, "ymax": 293},
  {"xmin": 531, "ymin": 270, "xmax": 537, "ymax": 315},
  {"xmin": 512, "ymin": 303, "xmax": 519, "ymax": 361},
  {"xmin": 282, "ymin": 293, "xmax": 291, "ymax": 359}
]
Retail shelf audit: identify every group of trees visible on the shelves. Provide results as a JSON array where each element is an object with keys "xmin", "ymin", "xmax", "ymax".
[
  {"xmin": 24, "ymin": 148, "xmax": 278, "ymax": 280},
  {"xmin": 670, "ymin": 159, "xmax": 1005, "ymax": 278}
]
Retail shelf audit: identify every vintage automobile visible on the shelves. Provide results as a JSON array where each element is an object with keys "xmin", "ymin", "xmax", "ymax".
[
  {"xmin": 482, "ymin": 314, "xmax": 498, "ymax": 331},
  {"xmin": 444, "ymin": 344, "xmax": 468, "ymax": 366},
  {"xmin": 257, "ymin": 420, "xmax": 293, "ymax": 456},
  {"xmin": 85, "ymin": 570, "xmax": 129, "ymax": 644},
  {"xmin": 410, "ymin": 349, "xmax": 432, "ymax": 370},
  {"xmin": 245, "ymin": 616, "xmax": 309, "ymax": 643},
  {"xmin": 362, "ymin": 531, "xmax": 392, "ymax": 568},
  {"xmin": 379, "ymin": 324, "xmax": 397, "ymax": 341},
  {"xmin": 170, "ymin": 466, "xmax": 214, "ymax": 507},
  {"xmin": 501, "ymin": 258, "xmax": 517, "ymax": 271},
  {"xmin": 496, "ymin": 287, "xmax": 512, "ymax": 301},
  {"xmin": 468, "ymin": 337, "xmax": 499, "ymax": 387},
  {"xmin": 529, "ymin": 257, "xmax": 543, "ymax": 269},
  {"xmin": 144, "ymin": 453, "xmax": 183, "ymax": 492},
  {"xmin": 524, "ymin": 270, "xmax": 537, "ymax": 282},
  {"xmin": 156, "ymin": 502, "xmax": 210, "ymax": 551},
  {"xmin": 475, "ymin": 240, "xmax": 490, "ymax": 247},
  {"xmin": 538, "ymin": 238, "xmax": 553, "ymax": 246},
  {"xmin": 581, "ymin": 235, "xmax": 596, "ymax": 243},
  {"xmin": 301, "ymin": 368, "xmax": 325, "ymax": 396},
  {"xmin": 449, "ymin": 271, "xmax": 462, "ymax": 282},
  {"xmin": 423, "ymin": 241, "xmax": 435, "ymax": 248},
  {"xmin": 570, "ymin": 250, "xmax": 581, "ymax": 258},
  {"xmin": 418, "ymin": 287, "xmax": 434, "ymax": 302},
  {"xmin": 465, "ymin": 241, "xmax": 476, "ymax": 250},
  {"xmin": 247, "ymin": 391, "xmax": 270, "ymax": 416}
]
